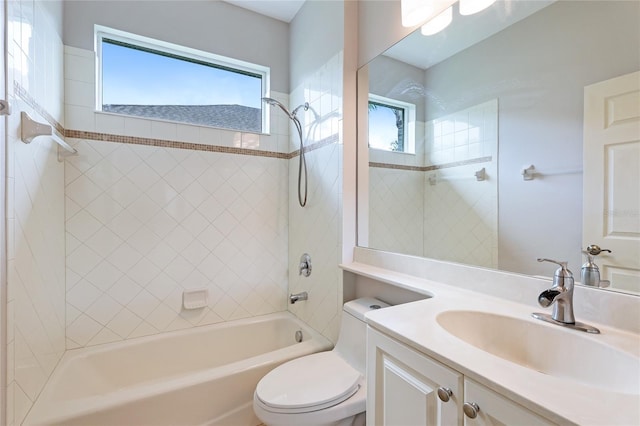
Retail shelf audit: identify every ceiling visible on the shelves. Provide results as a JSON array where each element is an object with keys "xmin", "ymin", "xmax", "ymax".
[{"xmin": 223, "ymin": 0, "xmax": 306, "ymax": 22}]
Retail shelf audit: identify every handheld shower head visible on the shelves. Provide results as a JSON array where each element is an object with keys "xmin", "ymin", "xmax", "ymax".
[
  {"xmin": 262, "ymin": 97, "xmax": 309, "ymax": 120},
  {"xmin": 262, "ymin": 97, "xmax": 295, "ymax": 120},
  {"xmin": 262, "ymin": 96, "xmax": 311, "ymax": 207}
]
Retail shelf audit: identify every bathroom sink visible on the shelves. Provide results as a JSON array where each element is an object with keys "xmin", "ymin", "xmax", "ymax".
[{"xmin": 436, "ymin": 310, "xmax": 640, "ymax": 395}]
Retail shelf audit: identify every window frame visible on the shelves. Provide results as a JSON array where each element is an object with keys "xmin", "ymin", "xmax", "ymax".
[
  {"xmin": 368, "ymin": 93, "xmax": 416, "ymax": 154},
  {"xmin": 95, "ymin": 25, "xmax": 271, "ymax": 133}
]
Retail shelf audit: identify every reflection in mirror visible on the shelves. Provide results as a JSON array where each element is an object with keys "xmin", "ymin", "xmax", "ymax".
[{"xmin": 359, "ymin": 0, "xmax": 640, "ymax": 295}]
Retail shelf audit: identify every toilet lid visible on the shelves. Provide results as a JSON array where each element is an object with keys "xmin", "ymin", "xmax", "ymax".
[{"xmin": 256, "ymin": 351, "xmax": 361, "ymax": 411}]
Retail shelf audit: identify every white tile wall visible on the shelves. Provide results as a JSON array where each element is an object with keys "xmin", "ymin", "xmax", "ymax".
[
  {"xmin": 423, "ymin": 100, "xmax": 498, "ymax": 268},
  {"xmin": 64, "ymin": 140, "xmax": 289, "ymax": 347},
  {"xmin": 368, "ymin": 167, "xmax": 424, "ymax": 257},
  {"xmin": 6, "ymin": 1, "xmax": 66, "ymax": 424},
  {"xmin": 62, "ymin": 44, "xmax": 296, "ymax": 347},
  {"xmin": 426, "ymin": 100, "xmax": 497, "ymax": 166},
  {"xmin": 288, "ymin": 52, "xmax": 344, "ymax": 343}
]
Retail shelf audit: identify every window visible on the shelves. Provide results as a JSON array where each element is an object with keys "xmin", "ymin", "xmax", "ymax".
[
  {"xmin": 368, "ymin": 94, "xmax": 416, "ymax": 154},
  {"xmin": 96, "ymin": 26, "xmax": 270, "ymax": 133}
]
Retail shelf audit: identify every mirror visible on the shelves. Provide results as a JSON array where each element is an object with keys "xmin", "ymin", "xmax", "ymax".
[{"xmin": 358, "ymin": 0, "xmax": 640, "ymax": 295}]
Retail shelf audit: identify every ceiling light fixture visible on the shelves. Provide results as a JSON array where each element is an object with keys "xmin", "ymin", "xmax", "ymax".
[
  {"xmin": 421, "ymin": 6, "xmax": 453, "ymax": 35},
  {"xmin": 459, "ymin": 0, "xmax": 497, "ymax": 16},
  {"xmin": 401, "ymin": 0, "xmax": 435, "ymax": 27},
  {"xmin": 402, "ymin": 0, "xmax": 498, "ymax": 37}
]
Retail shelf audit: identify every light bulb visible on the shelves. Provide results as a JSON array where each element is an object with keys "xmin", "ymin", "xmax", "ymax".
[
  {"xmin": 459, "ymin": 0, "xmax": 497, "ymax": 15},
  {"xmin": 421, "ymin": 6, "xmax": 453, "ymax": 35},
  {"xmin": 401, "ymin": 0, "xmax": 435, "ymax": 27}
]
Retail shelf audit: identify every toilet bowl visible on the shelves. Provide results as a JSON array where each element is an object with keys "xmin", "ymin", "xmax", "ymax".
[{"xmin": 253, "ymin": 297, "xmax": 389, "ymax": 426}]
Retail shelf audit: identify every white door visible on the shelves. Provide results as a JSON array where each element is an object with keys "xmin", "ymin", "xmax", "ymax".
[{"xmin": 583, "ymin": 71, "xmax": 640, "ymax": 294}]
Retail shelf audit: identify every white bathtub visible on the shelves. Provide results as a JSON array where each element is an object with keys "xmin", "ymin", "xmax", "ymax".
[{"xmin": 25, "ymin": 312, "xmax": 332, "ymax": 426}]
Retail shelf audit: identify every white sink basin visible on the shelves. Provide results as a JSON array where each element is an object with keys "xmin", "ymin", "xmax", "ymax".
[{"xmin": 436, "ymin": 310, "xmax": 640, "ymax": 395}]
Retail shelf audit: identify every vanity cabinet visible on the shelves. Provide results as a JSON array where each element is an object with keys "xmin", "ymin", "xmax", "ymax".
[
  {"xmin": 367, "ymin": 327, "xmax": 462, "ymax": 425},
  {"xmin": 367, "ymin": 327, "xmax": 555, "ymax": 426},
  {"xmin": 463, "ymin": 378, "xmax": 553, "ymax": 426}
]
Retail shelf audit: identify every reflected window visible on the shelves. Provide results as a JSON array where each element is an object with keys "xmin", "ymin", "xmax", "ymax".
[{"xmin": 368, "ymin": 94, "xmax": 415, "ymax": 153}]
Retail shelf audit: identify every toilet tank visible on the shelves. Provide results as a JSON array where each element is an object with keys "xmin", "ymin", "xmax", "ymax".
[{"xmin": 334, "ymin": 298, "xmax": 390, "ymax": 374}]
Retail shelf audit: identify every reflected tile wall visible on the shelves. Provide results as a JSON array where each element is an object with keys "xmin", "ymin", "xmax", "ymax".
[
  {"xmin": 368, "ymin": 167, "xmax": 424, "ymax": 256},
  {"xmin": 6, "ymin": 1, "xmax": 66, "ymax": 424},
  {"xmin": 423, "ymin": 100, "xmax": 499, "ymax": 268}
]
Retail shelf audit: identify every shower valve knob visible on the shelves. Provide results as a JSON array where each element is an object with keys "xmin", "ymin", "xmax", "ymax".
[{"xmin": 299, "ymin": 253, "xmax": 312, "ymax": 277}]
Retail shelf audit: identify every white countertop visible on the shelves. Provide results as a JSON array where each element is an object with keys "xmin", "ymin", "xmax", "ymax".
[{"xmin": 342, "ymin": 262, "xmax": 640, "ymax": 425}]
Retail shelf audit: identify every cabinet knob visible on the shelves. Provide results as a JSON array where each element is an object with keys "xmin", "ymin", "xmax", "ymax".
[
  {"xmin": 437, "ymin": 387, "xmax": 453, "ymax": 402},
  {"xmin": 463, "ymin": 402, "xmax": 480, "ymax": 419}
]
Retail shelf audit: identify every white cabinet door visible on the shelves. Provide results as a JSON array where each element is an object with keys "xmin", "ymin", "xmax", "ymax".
[
  {"xmin": 583, "ymin": 71, "xmax": 640, "ymax": 293},
  {"xmin": 462, "ymin": 378, "xmax": 555, "ymax": 426},
  {"xmin": 367, "ymin": 327, "xmax": 463, "ymax": 426}
]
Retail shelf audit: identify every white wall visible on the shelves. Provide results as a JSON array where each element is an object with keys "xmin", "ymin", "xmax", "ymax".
[
  {"xmin": 5, "ymin": 0, "xmax": 66, "ymax": 424},
  {"xmin": 63, "ymin": 0, "xmax": 290, "ymax": 92},
  {"xmin": 288, "ymin": 0, "xmax": 345, "ymax": 343},
  {"xmin": 290, "ymin": 0, "xmax": 344, "ymax": 90}
]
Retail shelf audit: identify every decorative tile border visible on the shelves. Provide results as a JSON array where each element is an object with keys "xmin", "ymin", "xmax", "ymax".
[
  {"xmin": 368, "ymin": 162, "xmax": 423, "ymax": 172},
  {"xmin": 65, "ymin": 130, "xmax": 339, "ymax": 159},
  {"xmin": 15, "ymin": 81, "xmax": 339, "ymax": 160},
  {"xmin": 65, "ymin": 130, "xmax": 291, "ymax": 159},
  {"xmin": 370, "ymin": 156, "xmax": 492, "ymax": 171}
]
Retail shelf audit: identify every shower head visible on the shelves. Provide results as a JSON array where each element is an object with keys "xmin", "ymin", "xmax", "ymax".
[
  {"xmin": 262, "ymin": 97, "xmax": 309, "ymax": 120},
  {"xmin": 262, "ymin": 97, "xmax": 295, "ymax": 120}
]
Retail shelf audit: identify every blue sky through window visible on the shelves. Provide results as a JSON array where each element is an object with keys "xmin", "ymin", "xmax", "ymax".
[
  {"xmin": 101, "ymin": 41, "xmax": 262, "ymax": 108},
  {"xmin": 369, "ymin": 103, "xmax": 402, "ymax": 151}
]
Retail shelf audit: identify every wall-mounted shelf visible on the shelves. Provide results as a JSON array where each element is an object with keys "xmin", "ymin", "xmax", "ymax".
[{"xmin": 21, "ymin": 111, "xmax": 78, "ymax": 161}]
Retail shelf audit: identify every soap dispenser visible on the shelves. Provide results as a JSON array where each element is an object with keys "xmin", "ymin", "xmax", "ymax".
[{"xmin": 581, "ymin": 244, "xmax": 611, "ymax": 288}]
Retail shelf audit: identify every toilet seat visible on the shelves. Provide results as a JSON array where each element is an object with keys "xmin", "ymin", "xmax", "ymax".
[{"xmin": 255, "ymin": 351, "xmax": 361, "ymax": 414}]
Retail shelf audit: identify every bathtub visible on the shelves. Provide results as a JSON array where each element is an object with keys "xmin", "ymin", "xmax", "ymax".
[{"xmin": 24, "ymin": 312, "xmax": 332, "ymax": 426}]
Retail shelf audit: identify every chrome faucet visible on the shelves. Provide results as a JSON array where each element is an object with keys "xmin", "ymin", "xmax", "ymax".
[
  {"xmin": 290, "ymin": 291, "xmax": 308, "ymax": 304},
  {"xmin": 532, "ymin": 258, "xmax": 600, "ymax": 334},
  {"xmin": 536, "ymin": 258, "xmax": 575, "ymax": 323}
]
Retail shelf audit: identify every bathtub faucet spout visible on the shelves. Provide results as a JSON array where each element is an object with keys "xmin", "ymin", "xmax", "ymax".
[{"xmin": 290, "ymin": 291, "xmax": 308, "ymax": 304}]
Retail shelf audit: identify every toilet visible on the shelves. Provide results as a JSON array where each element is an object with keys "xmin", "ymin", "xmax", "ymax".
[{"xmin": 253, "ymin": 297, "xmax": 389, "ymax": 426}]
